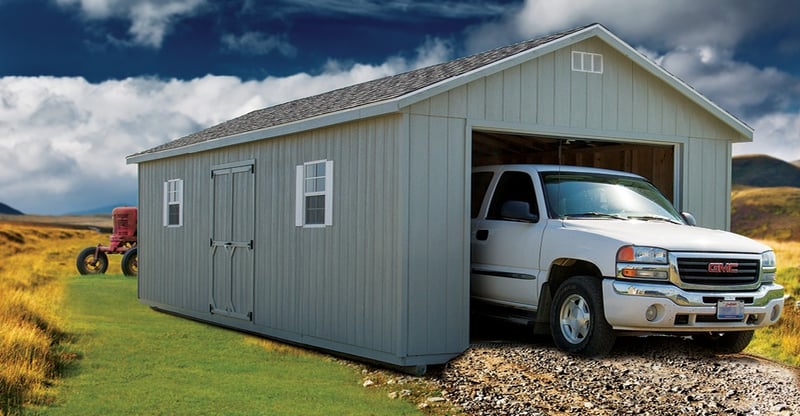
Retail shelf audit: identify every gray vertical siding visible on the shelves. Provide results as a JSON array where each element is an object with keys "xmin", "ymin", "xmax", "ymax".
[
  {"xmin": 408, "ymin": 37, "xmax": 742, "ymax": 229},
  {"xmin": 405, "ymin": 113, "xmax": 470, "ymax": 357},
  {"xmin": 139, "ymin": 115, "xmax": 438, "ymax": 365}
]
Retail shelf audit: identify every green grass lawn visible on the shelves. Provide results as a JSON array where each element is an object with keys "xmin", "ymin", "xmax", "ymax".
[{"xmin": 37, "ymin": 275, "xmax": 421, "ymax": 415}]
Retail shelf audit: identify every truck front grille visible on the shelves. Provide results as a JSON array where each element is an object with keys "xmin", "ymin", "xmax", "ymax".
[{"xmin": 676, "ymin": 257, "xmax": 760, "ymax": 286}]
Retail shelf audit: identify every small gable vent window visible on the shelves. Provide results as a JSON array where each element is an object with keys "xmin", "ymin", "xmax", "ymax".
[
  {"xmin": 163, "ymin": 178, "xmax": 183, "ymax": 227},
  {"xmin": 572, "ymin": 51, "xmax": 603, "ymax": 74},
  {"xmin": 295, "ymin": 160, "xmax": 333, "ymax": 227}
]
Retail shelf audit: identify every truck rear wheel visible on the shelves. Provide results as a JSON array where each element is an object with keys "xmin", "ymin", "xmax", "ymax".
[
  {"xmin": 550, "ymin": 276, "xmax": 616, "ymax": 357},
  {"xmin": 121, "ymin": 247, "xmax": 138, "ymax": 277},
  {"xmin": 76, "ymin": 247, "xmax": 109, "ymax": 275},
  {"xmin": 692, "ymin": 330, "xmax": 754, "ymax": 353}
]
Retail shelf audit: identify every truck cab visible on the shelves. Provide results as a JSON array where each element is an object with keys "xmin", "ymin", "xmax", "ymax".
[{"xmin": 471, "ymin": 164, "xmax": 784, "ymax": 356}]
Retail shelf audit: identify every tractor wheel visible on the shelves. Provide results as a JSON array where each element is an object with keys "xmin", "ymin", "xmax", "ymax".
[
  {"xmin": 76, "ymin": 247, "xmax": 109, "ymax": 275},
  {"xmin": 121, "ymin": 247, "xmax": 138, "ymax": 277}
]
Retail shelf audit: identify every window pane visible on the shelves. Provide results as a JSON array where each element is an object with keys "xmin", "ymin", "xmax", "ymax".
[
  {"xmin": 305, "ymin": 195, "xmax": 325, "ymax": 224},
  {"xmin": 487, "ymin": 171, "xmax": 538, "ymax": 221},
  {"xmin": 471, "ymin": 172, "xmax": 494, "ymax": 218},
  {"xmin": 305, "ymin": 164, "xmax": 316, "ymax": 178},
  {"xmin": 593, "ymin": 54, "xmax": 603, "ymax": 72},
  {"xmin": 168, "ymin": 204, "xmax": 180, "ymax": 225},
  {"xmin": 316, "ymin": 162, "xmax": 325, "ymax": 177}
]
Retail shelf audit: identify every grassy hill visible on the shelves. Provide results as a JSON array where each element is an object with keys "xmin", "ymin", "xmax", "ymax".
[
  {"xmin": 732, "ymin": 154, "xmax": 800, "ymax": 187},
  {"xmin": 731, "ymin": 155, "xmax": 800, "ymax": 241},
  {"xmin": 731, "ymin": 186, "xmax": 800, "ymax": 241}
]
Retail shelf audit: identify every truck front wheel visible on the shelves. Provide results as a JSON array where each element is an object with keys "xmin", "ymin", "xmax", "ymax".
[{"xmin": 550, "ymin": 276, "xmax": 616, "ymax": 357}]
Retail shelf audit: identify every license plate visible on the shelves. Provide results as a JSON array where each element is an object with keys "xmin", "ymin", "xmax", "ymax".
[{"xmin": 717, "ymin": 300, "xmax": 745, "ymax": 320}]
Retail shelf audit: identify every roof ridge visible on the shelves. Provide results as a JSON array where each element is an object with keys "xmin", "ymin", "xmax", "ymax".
[{"xmin": 130, "ymin": 24, "xmax": 599, "ymax": 158}]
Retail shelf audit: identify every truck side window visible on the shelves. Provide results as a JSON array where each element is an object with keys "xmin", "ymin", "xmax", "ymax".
[
  {"xmin": 471, "ymin": 172, "xmax": 494, "ymax": 218},
  {"xmin": 487, "ymin": 171, "xmax": 539, "ymax": 221}
]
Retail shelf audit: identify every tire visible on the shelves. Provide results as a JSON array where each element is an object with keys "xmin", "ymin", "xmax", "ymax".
[
  {"xmin": 692, "ymin": 330, "xmax": 754, "ymax": 354},
  {"xmin": 550, "ymin": 276, "xmax": 616, "ymax": 357},
  {"xmin": 121, "ymin": 247, "xmax": 138, "ymax": 277},
  {"xmin": 76, "ymin": 247, "xmax": 109, "ymax": 275}
]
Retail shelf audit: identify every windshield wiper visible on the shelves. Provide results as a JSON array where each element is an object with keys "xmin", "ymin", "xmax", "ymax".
[
  {"xmin": 563, "ymin": 212, "xmax": 628, "ymax": 220},
  {"xmin": 628, "ymin": 215, "xmax": 682, "ymax": 224}
]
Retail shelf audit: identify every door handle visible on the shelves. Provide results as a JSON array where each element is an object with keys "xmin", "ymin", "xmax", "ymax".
[{"xmin": 476, "ymin": 230, "xmax": 489, "ymax": 241}]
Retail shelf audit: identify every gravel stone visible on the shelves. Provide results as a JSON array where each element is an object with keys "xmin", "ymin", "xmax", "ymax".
[{"xmin": 438, "ymin": 335, "xmax": 800, "ymax": 415}]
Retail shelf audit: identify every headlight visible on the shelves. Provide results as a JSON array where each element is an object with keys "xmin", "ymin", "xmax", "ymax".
[
  {"xmin": 617, "ymin": 246, "xmax": 668, "ymax": 264},
  {"xmin": 761, "ymin": 250, "xmax": 777, "ymax": 283},
  {"xmin": 616, "ymin": 245, "xmax": 669, "ymax": 280}
]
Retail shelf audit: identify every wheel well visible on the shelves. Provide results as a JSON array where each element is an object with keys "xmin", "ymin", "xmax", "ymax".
[
  {"xmin": 533, "ymin": 259, "xmax": 603, "ymax": 335},
  {"xmin": 547, "ymin": 259, "xmax": 603, "ymax": 293}
]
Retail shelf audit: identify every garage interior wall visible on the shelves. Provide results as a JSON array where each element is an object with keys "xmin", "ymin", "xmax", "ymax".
[{"xmin": 472, "ymin": 132, "xmax": 675, "ymax": 201}]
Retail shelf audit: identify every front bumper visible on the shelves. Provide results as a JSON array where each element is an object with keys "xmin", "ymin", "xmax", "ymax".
[{"xmin": 603, "ymin": 279, "xmax": 784, "ymax": 332}]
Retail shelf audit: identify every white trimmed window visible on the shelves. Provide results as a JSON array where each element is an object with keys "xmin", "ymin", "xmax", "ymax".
[
  {"xmin": 163, "ymin": 179, "xmax": 183, "ymax": 227},
  {"xmin": 571, "ymin": 51, "xmax": 603, "ymax": 74},
  {"xmin": 295, "ymin": 160, "xmax": 333, "ymax": 227}
]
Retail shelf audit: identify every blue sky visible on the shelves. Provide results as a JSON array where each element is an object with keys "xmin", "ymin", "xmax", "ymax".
[{"xmin": 1, "ymin": 0, "xmax": 799, "ymax": 214}]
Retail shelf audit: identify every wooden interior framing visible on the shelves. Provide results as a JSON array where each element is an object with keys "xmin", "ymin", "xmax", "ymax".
[{"xmin": 472, "ymin": 132, "xmax": 675, "ymax": 201}]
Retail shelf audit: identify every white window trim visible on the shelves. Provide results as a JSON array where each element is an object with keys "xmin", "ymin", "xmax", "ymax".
[
  {"xmin": 571, "ymin": 51, "xmax": 603, "ymax": 74},
  {"xmin": 163, "ymin": 178, "xmax": 183, "ymax": 227},
  {"xmin": 295, "ymin": 159, "xmax": 333, "ymax": 227}
]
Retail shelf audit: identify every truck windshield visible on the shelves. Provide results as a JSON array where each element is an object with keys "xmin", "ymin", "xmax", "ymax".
[{"xmin": 541, "ymin": 172, "xmax": 684, "ymax": 223}]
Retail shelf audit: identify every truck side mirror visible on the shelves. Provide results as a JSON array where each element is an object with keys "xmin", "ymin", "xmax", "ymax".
[
  {"xmin": 681, "ymin": 212, "xmax": 697, "ymax": 226},
  {"xmin": 500, "ymin": 200, "xmax": 539, "ymax": 223}
]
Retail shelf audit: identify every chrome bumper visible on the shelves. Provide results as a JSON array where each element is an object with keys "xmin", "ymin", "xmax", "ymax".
[{"xmin": 603, "ymin": 279, "xmax": 784, "ymax": 332}]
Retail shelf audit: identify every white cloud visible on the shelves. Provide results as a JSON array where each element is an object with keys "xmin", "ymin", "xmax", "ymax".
[
  {"xmin": 221, "ymin": 32, "xmax": 297, "ymax": 57},
  {"xmin": 465, "ymin": 0, "xmax": 782, "ymax": 53},
  {"xmin": 54, "ymin": 0, "xmax": 207, "ymax": 47},
  {"xmin": 0, "ymin": 40, "xmax": 449, "ymax": 214},
  {"xmin": 735, "ymin": 113, "xmax": 800, "ymax": 162}
]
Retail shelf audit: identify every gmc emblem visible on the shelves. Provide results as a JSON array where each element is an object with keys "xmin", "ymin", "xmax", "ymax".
[{"xmin": 708, "ymin": 262, "xmax": 739, "ymax": 273}]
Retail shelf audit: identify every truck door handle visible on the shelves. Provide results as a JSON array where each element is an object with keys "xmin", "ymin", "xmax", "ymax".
[{"xmin": 476, "ymin": 230, "xmax": 489, "ymax": 241}]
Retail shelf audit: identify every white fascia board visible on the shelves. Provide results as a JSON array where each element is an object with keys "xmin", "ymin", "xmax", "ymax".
[
  {"xmin": 592, "ymin": 27, "xmax": 753, "ymax": 142},
  {"xmin": 126, "ymin": 99, "xmax": 403, "ymax": 164}
]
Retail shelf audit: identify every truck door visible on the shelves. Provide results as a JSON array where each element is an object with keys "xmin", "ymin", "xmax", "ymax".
[{"xmin": 471, "ymin": 170, "xmax": 545, "ymax": 309}]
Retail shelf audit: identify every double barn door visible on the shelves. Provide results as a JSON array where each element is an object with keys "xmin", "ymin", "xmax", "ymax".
[{"xmin": 210, "ymin": 161, "xmax": 255, "ymax": 321}]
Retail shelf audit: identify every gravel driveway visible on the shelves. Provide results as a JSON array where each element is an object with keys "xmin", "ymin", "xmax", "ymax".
[{"xmin": 437, "ymin": 321, "xmax": 799, "ymax": 415}]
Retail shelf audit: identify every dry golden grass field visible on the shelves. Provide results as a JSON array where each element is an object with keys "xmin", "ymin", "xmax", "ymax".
[{"xmin": 0, "ymin": 219, "xmax": 112, "ymax": 414}]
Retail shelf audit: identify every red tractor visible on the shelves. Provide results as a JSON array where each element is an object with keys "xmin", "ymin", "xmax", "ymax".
[{"xmin": 76, "ymin": 206, "xmax": 138, "ymax": 276}]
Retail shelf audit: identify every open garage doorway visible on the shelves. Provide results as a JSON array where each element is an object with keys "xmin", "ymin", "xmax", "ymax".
[{"xmin": 472, "ymin": 131, "xmax": 676, "ymax": 202}]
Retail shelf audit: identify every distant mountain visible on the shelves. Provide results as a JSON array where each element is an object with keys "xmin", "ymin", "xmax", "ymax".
[
  {"xmin": 68, "ymin": 203, "xmax": 136, "ymax": 215},
  {"xmin": 732, "ymin": 154, "xmax": 800, "ymax": 188},
  {"xmin": 0, "ymin": 202, "xmax": 24, "ymax": 215}
]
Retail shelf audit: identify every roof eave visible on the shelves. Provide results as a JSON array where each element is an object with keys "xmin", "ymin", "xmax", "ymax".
[{"xmin": 126, "ymin": 99, "xmax": 403, "ymax": 164}]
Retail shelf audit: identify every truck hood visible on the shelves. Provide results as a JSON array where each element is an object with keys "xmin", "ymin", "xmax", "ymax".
[{"xmin": 559, "ymin": 219, "xmax": 772, "ymax": 253}]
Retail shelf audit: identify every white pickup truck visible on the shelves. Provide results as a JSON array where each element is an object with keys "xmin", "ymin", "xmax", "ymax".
[{"xmin": 470, "ymin": 164, "xmax": 785, "ymax": 356}]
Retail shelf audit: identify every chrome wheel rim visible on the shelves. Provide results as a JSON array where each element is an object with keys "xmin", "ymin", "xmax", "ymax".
[{"xmin": 559, "ymin": 294, "xmax": 591, "ymax": 344}]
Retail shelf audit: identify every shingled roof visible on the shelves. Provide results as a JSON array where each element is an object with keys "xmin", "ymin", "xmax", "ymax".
[{"xmin": 129, "ymin": 24, "xmax": 595, "ymax": 159}]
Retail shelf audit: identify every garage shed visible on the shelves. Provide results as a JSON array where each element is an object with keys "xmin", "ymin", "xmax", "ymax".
[{"xmin": 126, "ymin": 24, "xmax": 753, "ymax": 371}]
